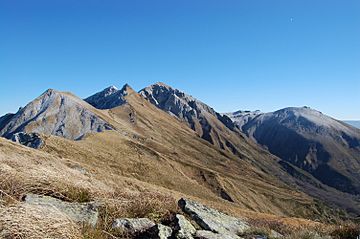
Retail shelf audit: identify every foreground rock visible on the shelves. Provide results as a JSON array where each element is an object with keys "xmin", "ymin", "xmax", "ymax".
[
  {"xmin": 174, "ymin": 214, "xmax": 197, "ymax": 239},
  {"xmin": 24, "ymin": 193, "xmax": 99, "ymax": 226},
  {"xmin": 144, "ymin": 224, "xmax": 173, "ymax": 239},
  {"xmin": 11, "ymin": 132, "xmax": 44, "ymax": 149},
  {"xmin": 179, "ymin": 198, "xmax": 249, "ymax": 235},
  {"xmin": 196, "ymin": 230, "xmax": 243, "ymax": 239},
  {"xmin": 112, "ymin": 218, "xmax": 156, "ymax": 234}
]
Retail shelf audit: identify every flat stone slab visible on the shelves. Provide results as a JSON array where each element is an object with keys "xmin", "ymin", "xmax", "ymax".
[
  {"xmin": 157, "ymin": 224, "xmax": 173, "ymax": 239},
  {"xmin": 24, "ymin": 193, "xmax": 99, "ymax": 226},
  {"xmin": 179, "ymin": 198, "xmax": 249, "ymax": 235},
  {"xmin": 112, "ymin": 218, "xmax": 156, "ymax": 234},
  {"xmin": 145, "ymin": 224, "xmax": 173, "ymax": 239},
  {"xmin": 175, "ymin": 214, "xmax": 196, "ymax": 239}
]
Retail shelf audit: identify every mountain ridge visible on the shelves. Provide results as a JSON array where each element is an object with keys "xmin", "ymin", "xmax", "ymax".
[
  {"xmin": 227, "ymin": 106, "xmax": 360, "ymax": 195},
  {"xmin": 1, "ymin": 83, "xmax": 360, "ymax": 221}
]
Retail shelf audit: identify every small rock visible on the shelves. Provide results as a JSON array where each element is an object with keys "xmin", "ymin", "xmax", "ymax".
[
  {"xmin": 24, "ymin": 193, "xmax": 99, "ymax": 226},
  {"xmin": 145, "ymin": 224, "xmax": 173, "ymax": 239},
  {"xmin": 175, "ymin": 214, "xmax": 196, "ymax": 239},
  {"xmin": 196, "ymin": 230, "xmax": 243, "ymax": 239},
  {"xmin": 11, "ymin": 132, "xmax": 44, "ymax": 149},
  {"xmin": 158, "ymin": 224, "xmax": 173, "ymax": 239},
  {"xmin": 179, "ymin": 198, "xmax": 249, "ymax": 235},
  {"xmin": 71, "ymin": 165, "xmax": 88, "ymax": 175},
  {"xmin": 112, "ymin": 218, "xmax": 156, "ymax": 234}
]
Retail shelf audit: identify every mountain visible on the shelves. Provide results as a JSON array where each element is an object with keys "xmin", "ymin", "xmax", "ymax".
[
  {"xmin": 138, "ymin": 82, "xmax": 249, "ymax": 156},
  {"xmin": 85, "ymin": 84, "xmax": 131, "ymax": 109},
  {"xmin": 227, "ymin": 107, "xmax": 360, "ymax": 195},
  {"xmin": 0, "ymin": 89, "xmax": 113, "ymax": 140},
  {"xmin": 30, "ymin": 83, "xmax": 338, "ymax": 219},
  {"xmin": 344, "ymin": 120, "xmax": 360, "ymax": 129},
  {"xmin": 139, "ymin": 84, "xmax": 360, "ymax": 215},
  {"xmin": 2, "ymin": 83, "xmax": 360, "ymax": 231},
  {"xmin": 0, "ymin": 113, "xmax": 15, "ymax": 130}
]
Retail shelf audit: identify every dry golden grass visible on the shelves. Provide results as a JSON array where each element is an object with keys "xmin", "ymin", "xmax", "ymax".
[
  {"xmin": 0, "ymin": 138, "xmax": 179, "ymax": 238},
  {"xmin": 0, "ymin": 203, "xmax": 81, "ymax": 239}
]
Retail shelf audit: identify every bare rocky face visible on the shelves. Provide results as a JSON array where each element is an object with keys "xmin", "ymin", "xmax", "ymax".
[{"xmin": 0, "ymin": 89, "xmax": 113, "ymax": 140}]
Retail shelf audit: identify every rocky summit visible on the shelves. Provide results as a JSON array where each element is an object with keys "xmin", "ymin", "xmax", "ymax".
[
  {"xmin": 139, "ymin": 83, "xmax": 247, "ymax": 156},
  {"xmin": 0, "ymin": 89, "xmax": 113, "ymax": 140},
  {"xmin": 85, "ymin": 84, "xmax": 134, "ymax": 109}
]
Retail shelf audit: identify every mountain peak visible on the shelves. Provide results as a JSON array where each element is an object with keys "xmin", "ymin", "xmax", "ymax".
[
  {"xmin": 105, "ymin": 85, "xmax": 118, "ymax": 92},
  {"xmin": 42, "ymin": 88, "xmax": 59, "ymax": 96},
  {"xmin": 120, "ymin": 83, "xmax": 136, "ymax": 93},
  {"xmin": 101, "ymin": 85, "xmax": 119, "ymax": 96},
  {"xmin": 85, "ymin": 84, "xmax": 133, "ymax": 110},
  {"xmin": 0, "ymin": 90, "xmax": 113, "ymax": 140},
  {"xmin": 153, "ymin": 82, "xmax": 171, "ymax": 88}
]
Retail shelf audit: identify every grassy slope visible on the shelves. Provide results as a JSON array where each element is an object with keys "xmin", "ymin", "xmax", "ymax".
[{"xmin": 40, "ymin": 89, "xmax": 323, "ymax": 219}]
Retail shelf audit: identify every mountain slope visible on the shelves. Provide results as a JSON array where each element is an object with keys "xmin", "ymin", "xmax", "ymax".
[
  {"xmin": 0, "ymin": 89, "xmax": 113, "ymax": 140},
  {"xmin": 138, "ymin": 83, "xmax": 253, "ymax": 157},
  {"xmin": 61, "ymin": 85, "xmax": 331, "ymax": 218},
  {"xmin": 137, "ymin": 84, "xmax": 360, "ymax": 216},
  {"xmin": 227, "ymin": 107, "xmax": 360, "ymax": 195}
]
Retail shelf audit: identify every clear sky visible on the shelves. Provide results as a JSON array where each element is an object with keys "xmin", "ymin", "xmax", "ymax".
[{"xmin": 0, "ymin": 0, "xmax": 359, "ymax": 119}]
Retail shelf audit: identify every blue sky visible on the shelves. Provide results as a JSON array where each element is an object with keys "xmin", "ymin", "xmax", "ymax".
[{"xmin": 0, "ymin": 0, "xmax": 359, "ymax": 119}]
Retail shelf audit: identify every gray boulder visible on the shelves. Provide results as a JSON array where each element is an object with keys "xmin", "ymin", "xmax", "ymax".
[
  {"xmin": 195, "ymin": 230, "xmax": 243, "ymax": 239},
  {"xmin": 11, "ymin": 132, "xmax": 44, "ymax": 149},
  {"xmin": 179, "ymin": 198, "xmax": 249, "ymax": 235},
  {"xmin": 175, "ymin": 214, "xmax": 196, "ymax": 239},
  {"xmin": 112, "ymin": 218, "xmax": 156, "ymax": 234},
  {"xmin": 157, "ymin": 224, "xmax": 173, "ymax": 239},
  {"xmin": 24, "ymin": 193, "xmax": 99, "ymax": 226},
  {"xmin": 145, "ymin": 224, "xmax": 173, "ymax": 239}
]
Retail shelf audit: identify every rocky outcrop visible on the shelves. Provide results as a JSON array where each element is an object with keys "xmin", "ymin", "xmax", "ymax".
[
  {"xmin": 174, "ymin": 214, "xmax": 197, "ymax": 239},
  {"xmin": 11, "ymin": 132, "xmax": 44, "ymax": 149},
  {"xmin": 178, "ymin": 198, "xmax": 249, "ymax": 235},
  {"xmin": 112, "ymin": 218, "xmax": 156, "ymax": 234},
  {"xmin": 24, "ymin": 193, "xmax": 99, "ymax": 227},
  {"xmin": 0, "ymin": 89, "xmax": 113, "ymax": 140},
  {"xmin": 157, "ymin": 224, "xmax": 173, "ymax": 239},
  {"xmin": 139, "ymin": 83, "xmax": 222, "ymax": 132},
  {"xmin": 106, "ymin": 198, "xmax": 251, "ymax": 238},
  {"xmin": 145, "ymin": 224, "xmax": 173, "ymax": 239}
]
